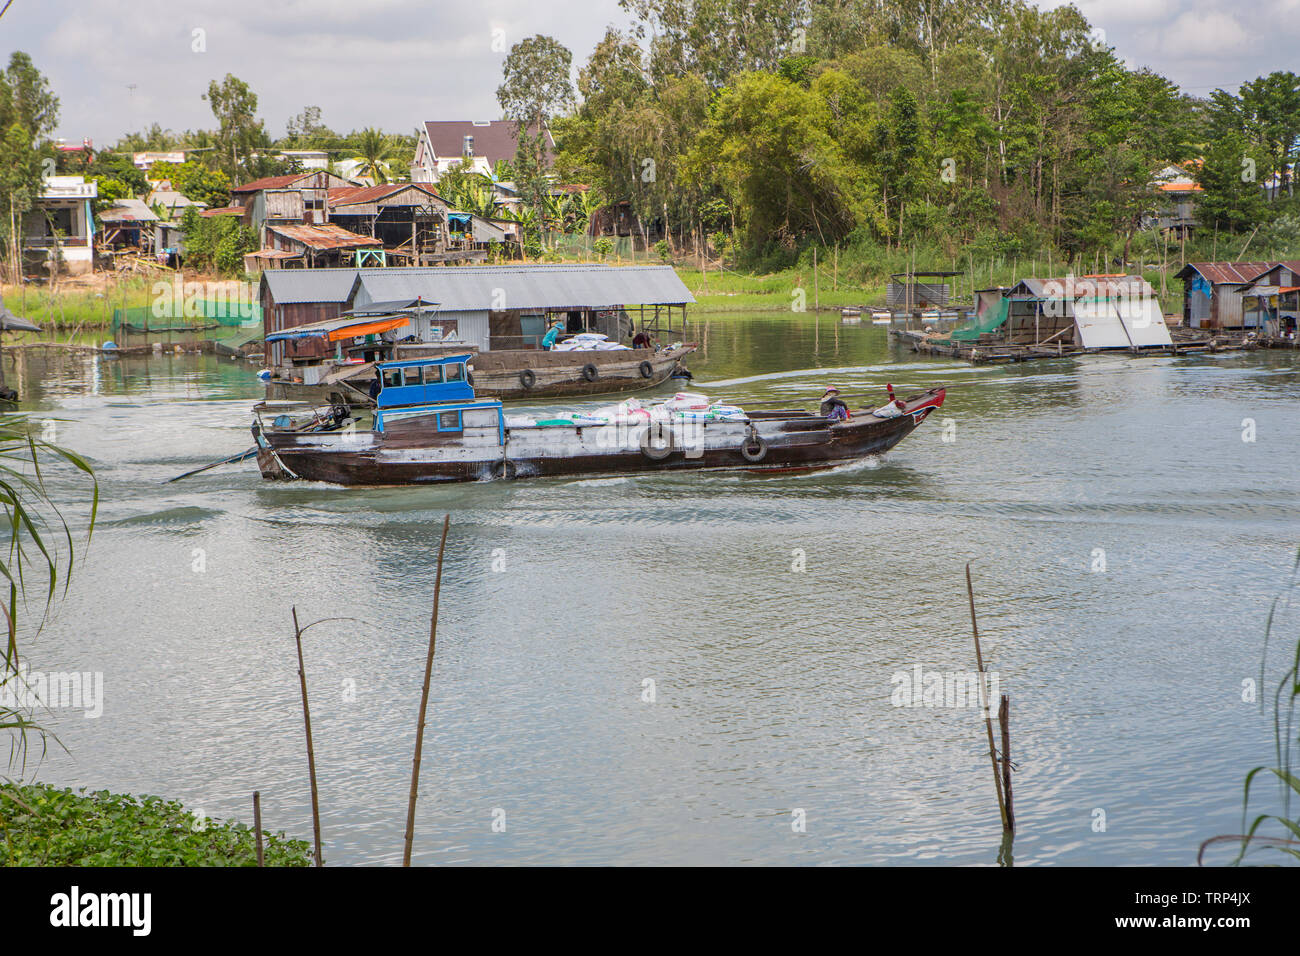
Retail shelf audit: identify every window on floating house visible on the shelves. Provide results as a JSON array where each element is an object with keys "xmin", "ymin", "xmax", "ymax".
[
  {"xmin": 402, "ymin": 367, "xmax": 422, "ymax": 386},
  {"xmin": 438, "ymin": 411, "xmax": 462, "ymax": 431},
  {"xmin": 444, "ymin": 363, "xmax": 464, "ymax": 382},
  {"xmin": 423, "ymin": 364, "xmax": 444, "ymax": 383},
  {"xmin": 384, "ymin": 369, "xmax": 403, "ymax": 388}
]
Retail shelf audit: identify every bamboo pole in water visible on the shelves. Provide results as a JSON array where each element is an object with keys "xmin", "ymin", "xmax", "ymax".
[
  {"xmin": 999, "ymin": 694, "xmax": 1015, "ymax": 832},
  {"xmin": 253, "ymin": 790, "xmax": 264, "ymax": 867},
  {"xmin": 966, "ymin": 562, "xmax": 1009, "ymax": 831},
  {"xmin": 403, "ymin": 512, "xmax": 451, "ymax": 867},
  {"xmin": 292, "ymin": 606, "xmax": 324, "ymax": 867}
]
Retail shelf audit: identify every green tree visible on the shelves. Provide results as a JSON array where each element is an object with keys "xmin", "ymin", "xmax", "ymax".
[
  {"xmin": 0, "ymin": 53, "xmax": 58, "ymax": 282},
  {"xmin": 497, "ymin": 35, "xmax": 575, "ymax": 134},
  {"xmin": 349, "ymin": 127, "xmax": 398, "ymax": 184},
  {"xmin": 150, "ymin": 160, "xmax": 232, "ymax": 208},
  {"xmin": 498, "ymin": 35, "xmax": 574, "ymax": 233},
  {"xmin": 203, "ymin": 74, "xmax": 267, "ymax": 180},
  {"xmin": 1210, "ymin": 72, "xmax": 1300, "ymax": 197},
  {"xmin": 1196, "ymin": 132, "xmax": 1268, "ymax": 233}
]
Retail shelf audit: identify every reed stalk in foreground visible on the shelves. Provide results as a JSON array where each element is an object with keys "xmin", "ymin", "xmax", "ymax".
[
  {"xmin": 1200, "ymin": 547, "xmax": 1300, "ymax": 865},
  {"xmin": 403, "ymin": 513, "xmax": 451, "ymax": 866}
]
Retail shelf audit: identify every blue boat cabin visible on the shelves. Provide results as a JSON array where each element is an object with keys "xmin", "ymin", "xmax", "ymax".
[
  {"xmin": 372, "ymin": 353, "xmax": 504, "ymax": 441},
  {"xmin": 376, "ymin": 354, "xmax": 475, "ymax": 408}
]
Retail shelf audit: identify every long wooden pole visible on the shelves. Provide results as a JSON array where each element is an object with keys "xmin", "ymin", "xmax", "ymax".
[
  {"xmin": 293, "ymin": 606, "xmax": 323, "ymax": 867},
  {"xmin": 403, "ymin": 513, "xmax": 451, "ymax": 866},
  {"xmin": 966, "ymin": 562, "xmax": 1008, "ymax": 830}
]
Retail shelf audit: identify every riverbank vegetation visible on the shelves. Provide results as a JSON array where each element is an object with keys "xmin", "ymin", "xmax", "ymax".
[
  {"xmin": 545, "ymin": 1, "xmax": 1300, "ymax": 275},
  {"xmin": 0, "ymin": 784, "xmax": 312, "ymax": 866}
]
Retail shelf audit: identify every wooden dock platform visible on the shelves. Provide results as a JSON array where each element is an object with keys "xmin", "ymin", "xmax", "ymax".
[{"xmin": 889, "ymin": 326, "xmax": 1293, "ymax": 364}]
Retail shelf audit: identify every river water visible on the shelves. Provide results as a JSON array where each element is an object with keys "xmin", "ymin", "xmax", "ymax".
[{"xmin": 10, "ymin": 314, "xmax": 1300, "ymax": 866}]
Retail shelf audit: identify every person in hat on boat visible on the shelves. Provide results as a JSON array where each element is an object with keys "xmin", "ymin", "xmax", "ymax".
[
  {"xmin": 542, "ymin": 318, "xmax": 565, "ymax": 350},
  {"xmin": 820, "ymin": 385, "xmax": 851, "ymax": 422}
]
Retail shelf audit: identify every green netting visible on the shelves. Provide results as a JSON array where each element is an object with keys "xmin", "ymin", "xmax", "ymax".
[
  {"xmin": 111, "ymin": 299, "xmax": 262, "ymax": 340},
  {"xmin": 948, "ymin": 297, "xmax": 1008, "ymax": 341}
]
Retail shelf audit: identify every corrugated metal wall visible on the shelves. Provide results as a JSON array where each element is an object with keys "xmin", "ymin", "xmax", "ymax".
[{"xmin": 440, "ymin": 310, "xmax": 489, "ymax": 351}]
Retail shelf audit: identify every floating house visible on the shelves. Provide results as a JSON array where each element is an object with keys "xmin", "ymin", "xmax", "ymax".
[
  {"xmin": 886, "ymin": 271, "xmax": 959, "ymax": 310},
  {"xmin": 344, "ymin": 264, "xmax": 693, "ymax": 353},
  {"xmin": 947, "ymin": 275, "xmax": 1171, "ymax": 350},
  {"xmin": 1239, "ymin": 263, "xmax": 1300, "ymax": 338},
  {"xmin": 260, "ymin": 263, "xmax": 694, "ymax": 366},
  {"xmin": 1176, "ymin": 261, "xmax": 1300, "ymax": 330}
]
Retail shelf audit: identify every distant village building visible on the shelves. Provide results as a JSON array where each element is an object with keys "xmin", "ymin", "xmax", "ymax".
[
  {"xmin": 223, "ymin": 171, "xmax": 511, "ymax": 271},
  {"xmin": 327, "ymin": 183, "xmax": 456, "ymax": 265},
  {"xmin": 229, "ymin": 171, "xmax": 353, "ymax": 237},
  {"xmin": 225, "ymin": 171, "xmax": 377, "ymax": 269},
  {"xmin": 145, "ymin": 183, "xmax": 207, "ymax": 219},
  {"xmin": 98, "ymin": 198, "xmax": 160, "ymax": 255},
  {"xmin": 410, "ymin": 120, "xmax": 552, "ymax": 183},
  {"xmin": 1142, "ymin": 164, "xmax": 1202, "ymax": 237},
  {"xmin": 276, "ymin": 149, "xmax": 330, "ymax": 170},
  {"xmin": 132, "ymin": 151, "xmax": 187, "ymax": 170},
  {"xmin": 24, "ymin": 175, "xmax": 97, "ymax": 275}
]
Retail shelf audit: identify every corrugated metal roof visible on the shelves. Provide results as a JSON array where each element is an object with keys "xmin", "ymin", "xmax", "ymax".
[
  {"xmin": 329, "ymin": 183, "xmax": 443, "ymax": 207},
  {"xmin": 232, "ymin": 171, "xmax": 351, "ymax": 194},
  {"xmin": 351, "ymin": 264, "xmax": 696, "ymax": 311},
  {"xmin": 1012, "ymin": 276, "xmax": 1156, "ymax": 299},
  {"xmin": 260, "ymin": 268, "xmax": 360, "ymax": 304},
  {"xmin": 100, "ymin": 198, "xmax": 159, "ymax": 222},
  {"xmin": 268, "ymin": 223, "xmax": 381, "ymax": 251},
  {"xmin": 1176, "ymin": 262, "xmax": 1278, "ymax": 285}
]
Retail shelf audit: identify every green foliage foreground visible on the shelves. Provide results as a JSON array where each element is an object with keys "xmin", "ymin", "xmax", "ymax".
[{"xmin": 0, "ymin": 784, "xmax": 312, "ymax": 866}]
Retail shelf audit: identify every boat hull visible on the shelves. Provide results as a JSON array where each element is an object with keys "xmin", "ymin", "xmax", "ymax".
[{"xmin": 255, "ymin": 388, "xmax": 945, "ymax": 486}]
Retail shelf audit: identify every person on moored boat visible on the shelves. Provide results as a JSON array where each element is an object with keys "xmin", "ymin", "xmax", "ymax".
[
  {"xmin": 368, "ymin": 371, "xmax": 382, "ymax": 401},
  {"xmin": 632, "ymin": 330, "xmax": 654, "ymax": 349},
  {"xmin": 542, "ymin": 319, "xmax": 565, "ymax": 350},
  {"xmin": 820, "ymin": 385, "xmax": 851, "ymax": 422}
]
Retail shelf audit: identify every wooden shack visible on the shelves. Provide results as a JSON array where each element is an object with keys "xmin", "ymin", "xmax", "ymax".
[{"xmin": 1174, "ymin": 261, "xmax": 1300, "ymax": 329}]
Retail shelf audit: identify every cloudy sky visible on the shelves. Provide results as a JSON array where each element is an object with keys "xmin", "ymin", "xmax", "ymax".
[{"xmin": 0, "ymin": 0, "xmax": 1292, "ymax": 148}]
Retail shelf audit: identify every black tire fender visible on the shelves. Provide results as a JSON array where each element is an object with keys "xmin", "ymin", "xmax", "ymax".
[
  {"xmin": 740, "ymin": 428, "xmax": 767, "ymax": 462},
  {"xmin": 581, "ymin": 363, "xmax": 599, "ymax": 382},
  {"xmin": 492, "ymin": 459, "xmax": 517, "ymax": 480},
  {"xmin": 519, "ymin": 368, "xmax": 536, "ymax": 389},
  {"xmin": 638, "ymin": 360, "xmax": 654, "ymax": 379},
  {"xmin": 639, "ymin": 422, "xmax": 675, "ymax": 460}
]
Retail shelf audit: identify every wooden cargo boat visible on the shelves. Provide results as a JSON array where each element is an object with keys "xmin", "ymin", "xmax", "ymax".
[{"xmin": 252, "ymin": 353, "xmax": 946, "ymax": 486}]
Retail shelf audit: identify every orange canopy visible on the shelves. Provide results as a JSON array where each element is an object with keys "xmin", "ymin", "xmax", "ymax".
[{"xmin": 327, "ymin": 316, "xmax": 408, "ymax": 341}]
